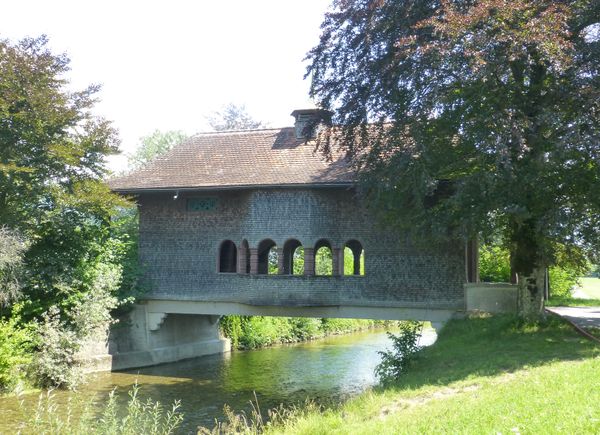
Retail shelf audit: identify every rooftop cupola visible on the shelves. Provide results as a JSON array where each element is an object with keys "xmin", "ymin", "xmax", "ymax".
[{"xmin": 290, "ymin": 108, "xmax": 332, "ymax": 140}]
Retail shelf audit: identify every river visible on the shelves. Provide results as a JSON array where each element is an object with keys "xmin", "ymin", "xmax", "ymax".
[{"xmin": 0, "ymin": 327, "xmax": 437, "ymax": 434}]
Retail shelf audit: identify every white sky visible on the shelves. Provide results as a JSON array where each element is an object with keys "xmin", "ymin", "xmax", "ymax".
[{"xmin": 1, "ymin": 0, "xmax": 332, "ymax": 171}]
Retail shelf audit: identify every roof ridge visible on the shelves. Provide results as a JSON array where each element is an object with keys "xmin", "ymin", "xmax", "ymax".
[{"xmin": 190, "ymin": 126, "xmax": 292, "ymax": 137}]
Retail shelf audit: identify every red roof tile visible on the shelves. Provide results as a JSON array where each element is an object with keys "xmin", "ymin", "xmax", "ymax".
[{"xmin": 109, "ymin": 127, "xmax": 355, "ymax": 192}]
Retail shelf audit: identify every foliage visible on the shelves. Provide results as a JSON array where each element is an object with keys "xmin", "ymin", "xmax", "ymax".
[
  {"xmin": 0, "ymin": 36, "xmax": 144, "ymax": 388},
  {"xmin": 199, "ymin": 393, "xmax": 322, "ymax": 435},
  {"xmin": 375, "ymin": 321, "xmax": 423, "ymax": 384},
  {"xmin": 29, "ymin": 260, "xmax": 122, "ymax": 389},
  {"xmin": 18, "ymin": 385, "xmax": 183, "ymax": 434},
  {"xmin": 289, "ymin": 317, "xmax": 321, "ymax": 340},
  {"xmin": 220, "ymin": 316, "xmax": 388, "ymax": 350},
  {"xmin": 127, "ymin": 130, "xmax": 188, "ymax": 170},
  {"xmin": 549, "ymin": 266, "xmax": 581, "ymax": 298},
  {"xmin": 307, "ymin": 0, "xmax": 600, "ymax": 314},
  {"xmin": 479, "ymin": 244, "xmax": 512, "ymax": 283},
  {"xmin": 0, "ymin": 227, "xmax": 28, "ymax": 308},
  {"xmin": 0, "ymin": 314, "xmax": 34, "ymax": 392},
  {"xmin": 315, "ymin": 247, "xmax": 332, "ymax": 276},
  {"xmin": 268, "ymin": 248, "xmax": 279, "ymax": 275},
  {"xmin": 263, "ymin": 315, "xmax": 600, "ymax": 434},
  {"xmin": 0, "ymin": 35, "xmax": 120, "ymax": 230},
  {"xmin": 29, "ymin": 306, "xmax": 83, "ymax": 389},
  {"xmin": 102, "ymin": 206, "xmax": 146, "ymax": 314},
  {"xmin": 343, "ymin": 246, "xmax": 365, "ymax": 275},
  {"xmin": 293, "ymin": 247, "xmax": 304, "ymax": 275},
  {"xmin": 219, "ymin": 315, "xmax": 244, "ymax": 349},
  {"xmin": 206, "ymin": 103, "xmax": 266, "ymax": 131},
  {"xmin": 0, "ymin": 35, "xmax": 131, "ymax": 322}
]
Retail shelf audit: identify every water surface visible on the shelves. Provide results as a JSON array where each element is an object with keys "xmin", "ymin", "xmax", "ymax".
[{"xmin": 0, "ymin": 328, "xmax": 436, "ymax": 434}]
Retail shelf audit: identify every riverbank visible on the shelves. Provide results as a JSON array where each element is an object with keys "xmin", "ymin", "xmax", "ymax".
[
  {"xmin": 2, "ymin": 327, "xmax": 419, "ymax": 433},
  {"xmin": 224, "ymin": 314, "xmax": 600, "ymax": 434},
  {"xmin": 219, "ymin": 315, "xmax": 394, "ymax": 349}
]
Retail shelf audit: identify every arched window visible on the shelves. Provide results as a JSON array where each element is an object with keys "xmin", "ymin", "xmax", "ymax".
[
  {"xmin": 258, "ymin": 239, "xmax": 278, "ymax": 275},
  {"xmin": 219, "ymin": 240, "xmax": 237, "ymax": 273},
  {"xmin": 283, "ymin": 239, "xmax": 304, "ymax": 275},
  {"xmin": 344, "ymin": 240, "xmax": 365, "ymax": 275},
  {"xmin": 238, "ymin": 239, "xmax": 250, "ymax": 274},
  {"xmin": 315, "ymin": 239, "xmax": 333, "ymax": 276}
]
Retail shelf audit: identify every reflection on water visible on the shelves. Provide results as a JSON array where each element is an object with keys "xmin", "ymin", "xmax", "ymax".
[{"xmin": 0, "ymin": 327, "xmax": 436, "ymax": 434}]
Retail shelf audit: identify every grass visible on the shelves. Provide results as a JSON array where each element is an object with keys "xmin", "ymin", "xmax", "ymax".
[
  {"xmin": 579, "ymin": 277, "xmax": 600, "ymax": 299},
  {"xmin": 547, "ymin": 277, "xmax": 600, "ymax": 307},
  {"xmin": 546, "ymin": 296, "xmax": 600, "ymax": 307},
  {"xmin": 251, "ymin": 315, "xmax": 600, "ymax": 434}
]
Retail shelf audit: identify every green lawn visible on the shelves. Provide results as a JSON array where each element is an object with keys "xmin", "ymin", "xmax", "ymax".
[
  {"xmin": 259, "ymin": 315, "xmax": 600, "ymax": 434},
  {"xmin": 579, "ymin": 277, "xmax": 600, "ymax": 299},
  {"xmin": 547, "ymin": 277, "xmax": 600, "ymax": 307}
]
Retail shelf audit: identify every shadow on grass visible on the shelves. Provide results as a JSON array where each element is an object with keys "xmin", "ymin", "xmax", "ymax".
[{"xmin": 381, "ymin": 314, "xmax": 599, "ymax": 393}]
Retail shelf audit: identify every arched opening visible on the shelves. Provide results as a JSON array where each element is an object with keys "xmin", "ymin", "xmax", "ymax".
[
  {"xmin": 315, "ymin": 239, "xmax": 333, "ymax": 276},
  {"xmin": 219, "ymin": 240, "xmax": 237, "ymax": 273},
  {"xmin": 238, "ymin": 239, "xmax": 250, "ymax": 274},
  {"xmin": 283, "ymin": 239, "xmax": 304, "ymax": 275},
  {"xmin": 258, "ymin": 239, "xmax": 278, "ymax": 275},
  {"xmin": 344, "ymin": 240, "xmax": 365, "ymax": 275}
]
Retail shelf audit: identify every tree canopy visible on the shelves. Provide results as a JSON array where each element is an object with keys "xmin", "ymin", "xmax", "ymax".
[
  {"xmin": 127, "ymin": 130, "xmax": 188, "ymax": 170},
  {"xmin": 206, "ymin": 103, "xmax": 266, "ymax": 131},
  {"xmin": 307, "ymin": 0, "xmax": 600, "ymax": 314},
  {"xmin": 0, "ymin": 35, "xmax": 141, "ymax": 387},
  {"xmin": 0, "ymin": 35, "xmax": 133, "ymax": 317}
]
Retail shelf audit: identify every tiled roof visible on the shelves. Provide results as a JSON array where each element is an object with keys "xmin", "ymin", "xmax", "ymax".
[{"xmin": 109, "ymin": 127, "xmax": 355, "ymax": 192}]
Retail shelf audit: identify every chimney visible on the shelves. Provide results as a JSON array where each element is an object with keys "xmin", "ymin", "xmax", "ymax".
[{"xmin": 290, "ymin": 109, "xmax": 332, "ymax": 140}]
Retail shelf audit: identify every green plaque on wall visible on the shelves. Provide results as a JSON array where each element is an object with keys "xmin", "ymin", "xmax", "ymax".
[{"xmin": 187, "ymin": 197, "xmax": 218, "ymax": 211}]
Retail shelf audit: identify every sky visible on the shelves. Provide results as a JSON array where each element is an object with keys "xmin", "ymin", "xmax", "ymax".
[{"xmin": 1, "ymin": 0, "xmax": 332, "ymax": 171}]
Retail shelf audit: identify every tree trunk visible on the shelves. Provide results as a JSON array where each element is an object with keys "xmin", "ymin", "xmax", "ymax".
[{"xmin": 517, "ymin": 266, "xmax": 545, "ymax": 318}]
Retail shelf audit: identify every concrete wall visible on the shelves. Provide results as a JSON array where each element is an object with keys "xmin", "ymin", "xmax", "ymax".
[
  {"xmin": 108, "ymin": 304, "xmax": 230, "ymax": 370},
  {"xmin": 465, "ymin": 283, "xmax": 518, "ymax": 314},
  {"xmin": 136, "ymin": 188, "xmax": 466, "ymax": 311}
]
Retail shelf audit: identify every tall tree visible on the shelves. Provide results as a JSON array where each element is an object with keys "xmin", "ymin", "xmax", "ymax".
[
  {"xmin": 127, "ymin": 130, "xmax": 187, "ymax": 170},
  {"xmin": 206, "ymin": 103, "xmax": 266, "ymax": 131},
  {"xmin": 0, "ymin": 36, "xmax": 126, "ymax": 318},
  {"xmin": 307, "ymin": 0, "xmax": 600, "ymax": 316}
]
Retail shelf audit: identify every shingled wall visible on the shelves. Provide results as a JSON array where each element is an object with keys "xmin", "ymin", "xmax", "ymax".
[{"xmin": 137, "ymin": 187, "xmax": 465, "ymax": 311}]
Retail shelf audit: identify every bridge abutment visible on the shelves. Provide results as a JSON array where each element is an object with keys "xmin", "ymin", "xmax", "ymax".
[{"xmin": 107, "ymin": 304, "xmax": 231, "ymax": 370}]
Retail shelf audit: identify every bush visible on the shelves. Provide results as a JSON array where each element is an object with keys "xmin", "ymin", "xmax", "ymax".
[
  {"xmin": 549, "ymin": 265, "xmax": 581, "ymax": 298},
  {"xmin": 220, "ymin": 316, "xmax": 394, "ymax": 350},
  {"xmin": 375, "ymin": 321, "xmax": 423, "ymax": 384},
  {"xmin": 29, "ymin": 306, "xmax": 83, "ymax": 389},
  {"xmin": 479, "ymin": 244, "xmax": 511, "ymax": 283},
  {"xmin": 289, "ymin": 317, "xmax": 321, "ymax": 340},
  {"xmin": 0, "ymin": 315, "xmax": 34, "ymax": 392}
]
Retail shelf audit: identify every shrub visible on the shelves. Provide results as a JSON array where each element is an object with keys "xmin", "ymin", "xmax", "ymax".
[
  {"xmin": 479, "ymin": 244, "xmax": 511, "ymax": 283},
  {"xmin": 375, "ymin": 321, "xmax": 423, "ymax": 384},
  {"xmin": 0, "ymin": 315, "xmax": 34, "ymax": 392},
  {"xmin": 29, "ymin": 306, "xmax": 83, "ymax": 389},
  {"xmin": 289, "ymin": 317, "xmax": 321, "ymax": 340},
  {"xmin": 549, "ymin": 265, "xmax": 581, "ymax": 298}
]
